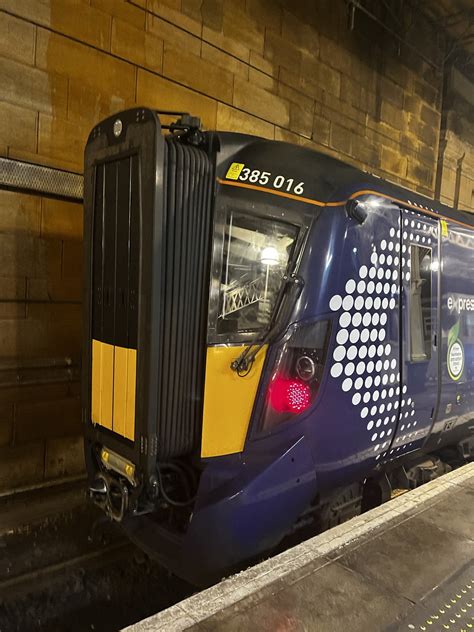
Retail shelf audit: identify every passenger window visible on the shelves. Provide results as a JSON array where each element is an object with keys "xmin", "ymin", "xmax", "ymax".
[{"xmin": 409, "ymin": 245, "xmax": 432, "ymax": 361}]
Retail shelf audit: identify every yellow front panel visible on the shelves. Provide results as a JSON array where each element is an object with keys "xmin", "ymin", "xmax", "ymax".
[
  {"xmin": 201, "ymin": 345, "xmax": 267, "ymax": 458},
  {"xmin": 113, "ymin": 346, "xmax": 129, "ymax": 437},
  {"xmin": 125, "ymin": 348, "xmax": 137, "ymax": 441},
  {"xmin": 99, "ymin": 342, "xmax": 114, "ymax": 431},
  {"xmin": 91, "ymin": 339, "xmax": 102, "ymax": 424}
]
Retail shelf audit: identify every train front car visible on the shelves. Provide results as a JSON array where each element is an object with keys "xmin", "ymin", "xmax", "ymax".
[{"xmin": 83, "ymin": 108, "xmax": 474, "ymax": 586}]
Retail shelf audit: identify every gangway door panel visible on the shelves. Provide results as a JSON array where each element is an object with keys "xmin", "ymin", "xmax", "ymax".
[{"xmin": 391, "ymin": 209, "xmax": 439, "ymax": 457}]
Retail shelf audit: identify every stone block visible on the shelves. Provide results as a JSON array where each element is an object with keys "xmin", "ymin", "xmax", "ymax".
[
  {"xmin": 222, "ymin": 5, "xmax": 264, "ymax": 55},
  {"xmin": 366, "ymin": 120, "xmax": 401, "ymax": 148},
  {"xmin": 312, "ymin": 114, "xmax": 331, "ymax": 146},
  {"xmin": 330, "ymin": 122, "xmax": 352, "ymax": 156},
  {"xmin": 0, "ymin": 404, "xmax": 13, "ymax": 447},
  {"xmin": 216, "ymin": 103, "xmax": 274, "ymax": 140},
  {"xmin": 111, "ymin": 18, "xmax": 163, "ymax": 74},
  {"xmin": 288, "ymin": 102, "xmax": 313, "ymax": 138},
  {"xmin": 146, "ymin": 11, "xmax": 201, "ymax": 56},
  {"xmin": 91, "ymin": 0, "xmax": 146, "ymax": 29},
  {"xmin": 201, "ymin": 43, "xmax": 249, "ymax": 80},
  {"xmin": 45, "ymin": 434, "xmax": 86, "ymax": 480},
  {"xmin": 0, "ymin": 0, "xmax": 112, "ymax": 49},
  {"xmin": 246, "ymin": 0, "xmax": 282, "ymax": 34},
  {"xmin": 0, "ymin": 441, "xmax": 45, "ymax": 492},
  {"xmin": 420, "ymin": 103, "xmax": 441, "ymax": 129},
  {"xmin": 202, "ymin": 25, "xmax": 249, "ymax": 62},
  {"xmin": 380, "ymin": 100, "xmax": 407, "ymax": 132},
  {"xmin": 353, "ymin": 138, "xmax": 381, "ymax": 169},
  {"xmin": 27, "ymin": 276, "xmax": 82, "ymax": 303},
  {"xmin": 249, "ymin": 67, "xmax": 276, "ymax": 92},
  {"xmin": 0, "ymin": 234, "xmax": 39, "ymax": 278},
  {"xmin": 380, "ymin": 145, "xmax": 408, "ymax": 178},
  {"xmin": 413, "ymin": 79, "xmax": 439, "ymax": 108},
  {"xmin": 0, "ymin": 56, "xmax": 68, "ymax": 118},
  {"xmin": 38, "ymin": 114, "xmax": 90, "ymax": 172},
  {"xmin": 281, "ymin": 9, "xmax": 319, "ymax": 55},
  {"xmin": 264, "ymin": 30, "xmax": 302, "ymax": 73},
  {"xmin": 407, "ymin": 158, "xmax": 434, "ymax": 190},
  {"xmin": 407, "ymin": 116, "xmax": 438, "ymax": 148},
  {"xmin": 233, "ymin": 78, "xmax": 290, "ymax": 128},
  {"xmin": 163, "ymin": 44, "xmax": 233, "ymax": 103},
  {"xmin": 62, "ymin": 241, "xmax": 83, "ymax": 279},
  {"xmin": 0, "ymin": 276, "xmax": 27, "ymax": 319},
  {"xmin": 319, "ymin": 34, "xmax": 352, "ymax": 76},
  {"xmin": 198, "ymin": 0, "xmax": 224, "ymax": 32},
  {"xmin": 67, "ymin": 80, "xmax": 129, "ymax": 129},
  {"xmin": 36, "ymin": 28, "xmax": 136, "ymax": 104},
  {"xmin": 378, "ymin": 76, "xmax": 404, "ymax": 109},
  {"xmin": 137, "ymin": 69, "xmax": 217, "ymax": 130},
  {"xmin": 300, "ymin": 55, "xmax": 341, "ymax": 98},
  {"xmin": 41, "ymin": 198, "xmax": 83, "ymax": 241},
  {"xmin": 181, "ymin": 0, "xmax": 207, "ymax": 25},
  {"xmin": 274, "ymin": 127, "xmax": 302, "ymax": 145},
  {"xmin": 250, "ymin": 50, "xmax": 278, "ymax": 77},
  {"xmin": 0, "ymin": 381, "xmax": 73, "ymax": 406},
  {"xmin": 0, "ymin": 190, "xmax": 41, "ymax": 235},
  {"xmin": 0, "ymin": 11, "xmax": 35, "ymax": 65},
  {"xmin": 147, "ymin": 0, "xmax": 202, "ymax": 36},
  {"xmin": 0, "ymin": 101, "xmax": 37, "ymax": 154}
]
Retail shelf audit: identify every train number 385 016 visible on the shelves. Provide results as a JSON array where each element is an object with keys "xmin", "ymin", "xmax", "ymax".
[{"xmin": 225, "ymin": 162, "xmax": 305, "ymax": 195}]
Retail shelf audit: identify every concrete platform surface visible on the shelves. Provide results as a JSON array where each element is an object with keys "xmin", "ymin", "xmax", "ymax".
[{"xmin": 124, "ymin": 463, "xmax": 474, "ymax": 632}]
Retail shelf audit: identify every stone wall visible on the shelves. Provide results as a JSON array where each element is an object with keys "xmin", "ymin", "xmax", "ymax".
[{"xmin": 0, "ymin": 0, "xmax": 471, "ymax": 493}]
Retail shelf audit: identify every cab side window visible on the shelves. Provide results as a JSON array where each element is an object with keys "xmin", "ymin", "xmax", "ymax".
[{"xmin": 409, "ymin": 245, "xmax": 432, "ymax": 361}]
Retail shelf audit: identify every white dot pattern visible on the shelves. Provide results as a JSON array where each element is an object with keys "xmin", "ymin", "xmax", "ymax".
[{"xmin": 328, "ymin": 212, "xmax": 432, "ymax": 460}]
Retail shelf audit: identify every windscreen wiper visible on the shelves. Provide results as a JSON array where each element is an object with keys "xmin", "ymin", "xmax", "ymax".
[{"xmin": 230, "ymin": 274, "xmax": 304, "ymax": 376}]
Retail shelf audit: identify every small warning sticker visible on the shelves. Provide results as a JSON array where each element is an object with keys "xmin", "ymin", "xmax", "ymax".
[
  {"xmin": 225, "ymin": 162, "xmax": 245, "ymax": 180},
  {"xmin": 441, "ymin": 219, "xmax": 448, "ymax": 237}
]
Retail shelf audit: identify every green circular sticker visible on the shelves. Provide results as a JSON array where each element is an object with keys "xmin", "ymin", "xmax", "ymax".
[{"xmin": 448, "ymin": 339, "xmax": 464, "ymax": 381}]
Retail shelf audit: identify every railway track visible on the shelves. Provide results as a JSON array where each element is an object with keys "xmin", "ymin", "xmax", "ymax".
[{"xmin": 0, "ymin": 489, "xmax": 191, "ymax": 632}]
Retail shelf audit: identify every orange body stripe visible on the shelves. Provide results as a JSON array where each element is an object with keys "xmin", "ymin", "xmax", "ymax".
[{"xmin": 217, "ymin": 178, "xmax": 473, "ymax": 231}]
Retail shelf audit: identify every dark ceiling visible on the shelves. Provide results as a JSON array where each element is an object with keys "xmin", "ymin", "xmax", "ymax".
[{"xmin": 423, "ymin": 0, "xmax": 474, "ymax": 54}]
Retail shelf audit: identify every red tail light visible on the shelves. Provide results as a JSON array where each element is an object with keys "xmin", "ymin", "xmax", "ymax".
[
  {"xmin": 268, "ymin": 376, "xmax": 312, "ymax": 413},
  {"xmin": 259, "ymin": 320, "xmax": 330, "ymax": 432}
]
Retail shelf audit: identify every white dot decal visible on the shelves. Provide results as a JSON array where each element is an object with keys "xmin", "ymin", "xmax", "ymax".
[
  {"xmin": 347, "ymin": 346, "xmax": 358, "ymax": 361},
  {"xmin": 345, "ymin": 279, "xmax": 356, "ymax": 294},
  {"xmin": 343, "ymin": 295, "xmax": 354, "ymax": 311},
  {"xmin": 355, "ymin": 296, "xmax": 364, "ymax": 311},
  {"xmin": 349, "ymin": 329, "xmax": 360, "ymax": 344},
  {"xmin": 336, "ymin": 329, "xmax": 349, "ymax": 345},
  {"xmin": 328, "ymin": 220, "xmax": 420, "ymax": 459},
  {"xmin": 340, "ymin": 312, "xmax": 351, "ymax": 328},
  {"xmin": 331, "ymin": 363, "xmax": 343, "ymax": 378},
  {"xmin": 329, "ymin": 295, "xmax": 343, "ymax": 311},
  {"xmin": 342, "ymin": 378, "xmax": 353, "ymax": 392}
]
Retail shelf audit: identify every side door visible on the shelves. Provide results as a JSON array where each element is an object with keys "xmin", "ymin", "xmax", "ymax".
[{"xmin": 390, "ymin": 209, "xmax": 439, "ymax": 456}]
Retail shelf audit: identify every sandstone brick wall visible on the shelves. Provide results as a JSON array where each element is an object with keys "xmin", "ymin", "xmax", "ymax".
[{"xmin": 0, "ymin": 0, "xmax": 472, "ymax": 493}]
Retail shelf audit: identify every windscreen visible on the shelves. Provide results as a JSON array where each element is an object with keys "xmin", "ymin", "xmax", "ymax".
[{"xmin": 216, "ymin": 212, "xmax": 298, "ymax": 336}]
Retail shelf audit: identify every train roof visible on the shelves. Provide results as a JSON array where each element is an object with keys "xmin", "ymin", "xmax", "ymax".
[{"xmin": 213, "ymin": 132, "xmax": 474, "ymax": 231}]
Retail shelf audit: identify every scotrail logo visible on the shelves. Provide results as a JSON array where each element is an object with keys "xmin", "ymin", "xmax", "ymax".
[{"xmin": 447, "ymin": 295, "xmax": 474, "ymax": 312}]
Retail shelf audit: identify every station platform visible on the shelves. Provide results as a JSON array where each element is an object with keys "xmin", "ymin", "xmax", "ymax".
[{"xmin": 125, "ymin": 462, "xmax": 474, "ymax": 632}]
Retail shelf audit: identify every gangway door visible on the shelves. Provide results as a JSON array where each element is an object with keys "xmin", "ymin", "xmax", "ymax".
[{"xmin": 391, "ymin": 209, "xmax": 439, "ymax": 457}]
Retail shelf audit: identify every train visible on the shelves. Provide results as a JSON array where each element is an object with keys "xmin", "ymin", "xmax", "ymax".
[{"xmin": 83, "ymin": 107, "xmax": 474, "ymax": 586}]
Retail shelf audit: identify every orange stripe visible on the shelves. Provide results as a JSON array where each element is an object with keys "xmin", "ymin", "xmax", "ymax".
[
  {"xmin": 217, "ymin": 178, "xmax": 473, "ymax": 231},
  {"xmin": 216, "ymin": 178, "xmax": 326, "ymax": 207}
]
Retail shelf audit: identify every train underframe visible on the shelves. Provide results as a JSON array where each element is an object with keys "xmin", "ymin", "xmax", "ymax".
[{"xmin": 88, "ymin": 434, "xmax": 474, "ymax": 586}]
